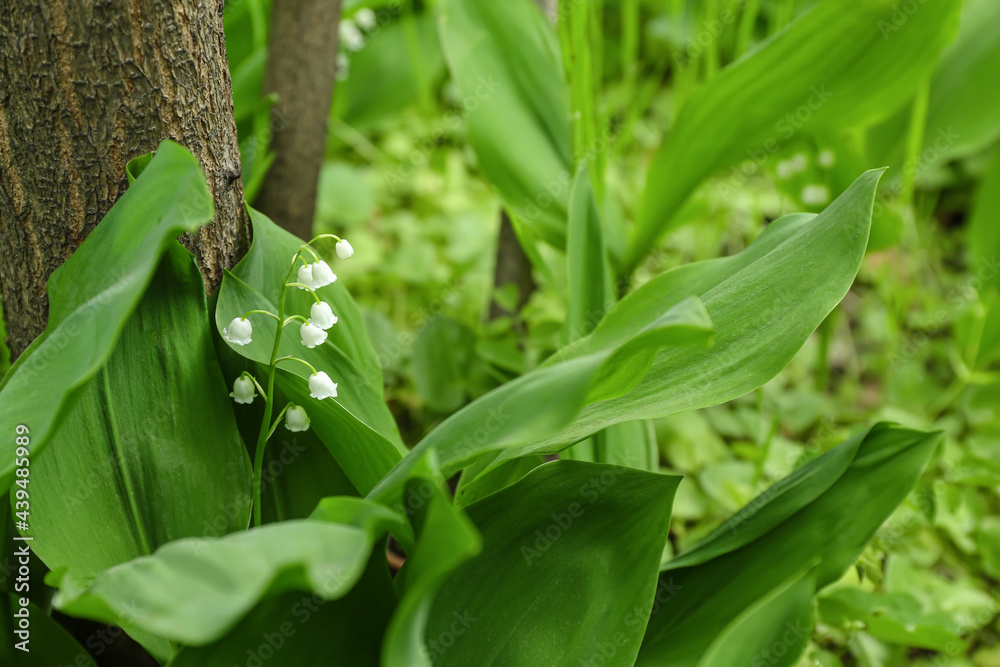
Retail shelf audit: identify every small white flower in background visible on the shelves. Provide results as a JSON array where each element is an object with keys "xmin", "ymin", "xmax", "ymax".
[
  {"xmin": 310, "ymin": 302, "xmax": 339, "ymax": 330},
  {"xmin": 311, "ymin": 260, "xmax": 337, "ymax": 287},
  {"xmin": 297, "ymin": 264, "xmax": 316, "ymax": 290},
  {"xmin": 801, "ymin": 184, "xmax": 830, "ymax": 206},
  {"xmin": 791, "ymin": 153, "xmax": 808, "ymax": 173},
  {"xmin": 336, "ymin": 239, "xmax": 354, "ymax": 259},
  {"xmin": 300, "ymin": 322, "xmax": 328, "ymax": 348},
  {"xmin": 818, "ymin": 149, "xmax": 836, "ymax": 168},
  {"xmin": 285, "ymin": 405, "xmax": 311, "ymax": 432},
  {"xmin": 340, "ymin": 21, "xmax": 364, "ymax": 51},
  {"xmin": 223, "ymin": 317, "xmax": 253, "ymax": 346},
  {"xmin": 776, "ymin": 160, "xmax": 793, "ymax": 179},
  {"xmin": 355, "ymin": 8, "xmax": 376, "ymax": 30},
  {"xmin": 309, "ymin": 371, "xmax": 338, "ymax": 400},
  {"xmin": 230, "ymin": 375, "xmax": 257, "ymax": 405}
]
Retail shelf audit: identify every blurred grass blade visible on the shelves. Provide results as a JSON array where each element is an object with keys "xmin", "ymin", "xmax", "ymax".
[
  {"xmin": 438, "ymin": 0, "xmax": 572, "ymax": 247},
  {"xmin": 630, "ymin": 0, "xmax": 961, "ymax": 267}
]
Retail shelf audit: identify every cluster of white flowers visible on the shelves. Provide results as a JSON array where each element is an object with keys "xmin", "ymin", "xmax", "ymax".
[{"xmin": 222, "ymin": 236, "xmax": 354, "ymax": 433}]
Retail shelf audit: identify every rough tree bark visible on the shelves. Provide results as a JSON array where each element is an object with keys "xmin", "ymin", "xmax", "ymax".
[
  {"xmin": 0, "ymin": 0, "xmax": 250, "ymax": 360},
  {"xmin": 254, "ymin": 0, "xmax": 342, "ymax": 240}
]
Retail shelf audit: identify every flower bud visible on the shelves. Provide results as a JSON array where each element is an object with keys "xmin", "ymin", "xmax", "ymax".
[
  {"xmin": 310, "ymin": 302, "xmax": 339, "ymax": 330},
  {"xmin": 223, "ymin": 317, "xmax": 253, "ymax": 346},
  {"xmin": 308, "ymin": 371, "xmax": 338, "ymax": 400},
  {"xmin": 336, "ymin": 239, "xmax": 354, "ymax": 259},
  {"xmin": 311, "ymin": 260, "xmax": 337, "ymax": 288},
  {"xmin": 300, "ymin": 322, "xmax": 328, "ymax": 348},
  {"xmin": 285, "ymin": 405, "xmax": 311, "ymax": 432},
  {"xmin": 229, "ymin": 375, "xmax": 257, "ymax": 404}
]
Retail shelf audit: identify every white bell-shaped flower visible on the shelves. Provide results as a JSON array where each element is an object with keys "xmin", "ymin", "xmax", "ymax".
[
  {"xmin": 336, "ymin": 239, "xmax": 354, "ymax": 259},
  {"xmin": 297, "ymin": 264, "xmax": 317, "ymax": 290},
  {"xmin": 229, "ymin": 375, "xmax": 256, "ymax": 405},
  {"xmin": 300, "ymin": 322, "xmax": 328, "ymax": 348},
  {"xmin": 309, "ymin": 371, "xmax": 338, "ymax": 400},
  {"xmin": 311, "ymin": 260, "xmax": 337, "ymax": 288},
  {"xmin": 223, "ymin": 317, "xmax": 253, "ymax": 346},
  {"xmin": 285, "ymin": 405, "xmax": 311, "ymax": 432},
  {"xmin": 310, "ymin": 302, "xmax": 339, "ymax": 330}
]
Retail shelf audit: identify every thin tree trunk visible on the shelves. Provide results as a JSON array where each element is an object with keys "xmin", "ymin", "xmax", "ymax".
[
  {"xmin": 254, "ymin": 0, "xmax": 343, "ymax": 240},
  {"xmin": 0, "ymin": 0, "xmax": 249, "ymax": 360}
]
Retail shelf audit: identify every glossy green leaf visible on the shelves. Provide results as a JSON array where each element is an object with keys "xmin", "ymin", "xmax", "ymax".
[
  {"xmin": 695, "ymin": 569, "xmax": 816, "ymax": 667},
  {"xmin": 24, "ymin": 243, "xmax": 251, "ymax": 584},
  {"xmin": 637, "ymin": 423, "xmax": 942, "ymax": 665},
  {"xmin": 631, "ymin": 0, "xmax": 961, "ymax": 265},
  {"xmin": 381, "ymin": 453, "xmax": 481, "ymax": 667},
  {"xmin": 565, "ymin": 164, "xmax": 614, "ymax": 343},
  {"xmin": 169, "ymin": 551, "xmax": 397, "ymax": 666},
  {"xmin": 368, "ymin": 296, "xmax": 713, "ymax": 504},
  {"xmin": 215, "ymin": 209, "xmax": 405, "ymax": 495},
  {"xmin": 0, "ymin": 141, "xmax": 214, "ymax": 488},
  {"xmin": 425, "ymin": 461, "xmax": 680, "ymax": 666},
  {"xmin": 542, "ymin": 170, "xmax": 882, "ymax": 450},
  {"xmin": 868, "ymin": 0, "xmax": 1000, "ymax": 169},
  {"xmin": 438, "ymin": 0, "xmax": 572, "ymax": 246},
  {"xmin": 56, "ymin": 498, "xmax": 403, "ymax": 648}
]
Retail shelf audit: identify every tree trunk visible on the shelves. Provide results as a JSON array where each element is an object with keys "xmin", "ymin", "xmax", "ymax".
[
  {"xmin": 0, "ymin": 0, "xmax": 250, "ymax": 360},
  {"xmin": 254, "ymin": 0, "xmax": 342, "ymax": 240}
]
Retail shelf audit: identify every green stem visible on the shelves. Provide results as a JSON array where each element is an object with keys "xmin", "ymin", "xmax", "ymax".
[
  {"xmin": 252, "ymin": 253, "xmax": 302, "ymax": 527},
  {"xmin": 734, "ymin": 0, "xmax": 761, "ymax": 58},
  {"xmin": 285, "ymin": 283, "xmax": 322, "ymax": 302},
  {"xmin": 703, "ymin": 0, "xmax": 720, "ymax": 81},
  {"xmin": 402, "ymin": 4, "xmax": 433, "ymax": 114},
  {"xmin": 283, "ymin": 314, "xmax": 311, "ymax": 327},
  {"xmin": 900, "ymin": 79, "xmax": 931, "ymax": 211},
  {"xmin": 245, "ymin": 373, "xmax": 269, "ymax": 402},
  {"xmin": 267, "ymin": 403, "xmax": 293, "ymax": 440},
  {"xmin": 242, "ymin": 309, "xmax": 281, "ymax": 322},
  {"xmin": 274, "ymin": 356, "xmax": 319, "ymax": 375}
]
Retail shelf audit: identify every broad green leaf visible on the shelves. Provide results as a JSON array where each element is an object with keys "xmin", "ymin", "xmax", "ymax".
[
  {"xmin": 368, "ymin": 296, "xmax": 713, "ymax": 505},
  {"xmin": 541, "ymin": 170, "xmax": 882, "ymax": 450},
  {"xmin": 631, "ymin": 0, "xmax": 961, "ymax": 265},
  {"xmin": 0, "ymin": 595, "xmax": 97, "ymax": 666},
  {"xmin": 438, "ymin": 0, "xmax": 572, "ymax": 247},
  {"xmin": 0, "ymin": 141, "xmax": 214, "ymax": 488},
  {"xmin": 637, "ymin": 423, "xmax": 942, "ymax": 665},
  {"xmin": 170, "ymin": 551, "xmax": 397, "ymax": 666},
  {"xmin": 382, "ymin": 453, "xmax": 481, "ymax": 667},
  {"xmin": 411, "ymin": 316, "xmax": 478, "ymax": 413},
  {"xmin": 56, "ymin": 498, "xmax": 403, "ymax": 648},
  {"xmin": 970, "ymin": 150, "xmax": 1000, "ymax": 292},
  {"xmin": 696, "ymin": 569, "xmax": 816, "ymax": 667},
  {"xmin": 868, "ymin": 0, "xmax": 1000, "ymax": 170},
  {"xmin": 215, "ymin": 209, "xmax": 405, "ymax": 495},
  {"xmin": 24, "ymin": 244, "xmax": 251, "ymax": 584},
  {"xmin": 425, "ymin": 461, "xmax": 680, "ymax": 666}
]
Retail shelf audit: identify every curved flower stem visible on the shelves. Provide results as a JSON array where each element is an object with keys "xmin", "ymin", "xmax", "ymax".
[
  {"xmin": 242, "ymin": 309, "xmax": 281, "ymax": 322},
  {"xmin": 252, "ymin": 250, "xmax": 304, "ymax": 528},
  {"xmin": 283, "ymin": 314, "xmax": 310, "ymax": 327},
  {"xmin": 305, "ymin": 233, "xmax": 343, "ymax": 246},
  {"xmin": 274, "ymin": 356, "xmax": 319, "ymax": 375},
  {"xmin": 300, "ymin": 244, "xmax": 322, "ymax": 262},
  {"xmin": 245, "ymin": 373, "xmax": 269, "ymax": 402},
  {"xmin": 285, "ymin": 283, "xmax": 322, "ymax": 303},
  {"xmin": 267, "ymin": 403, "xmax": 293, "ymax": 440}
]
